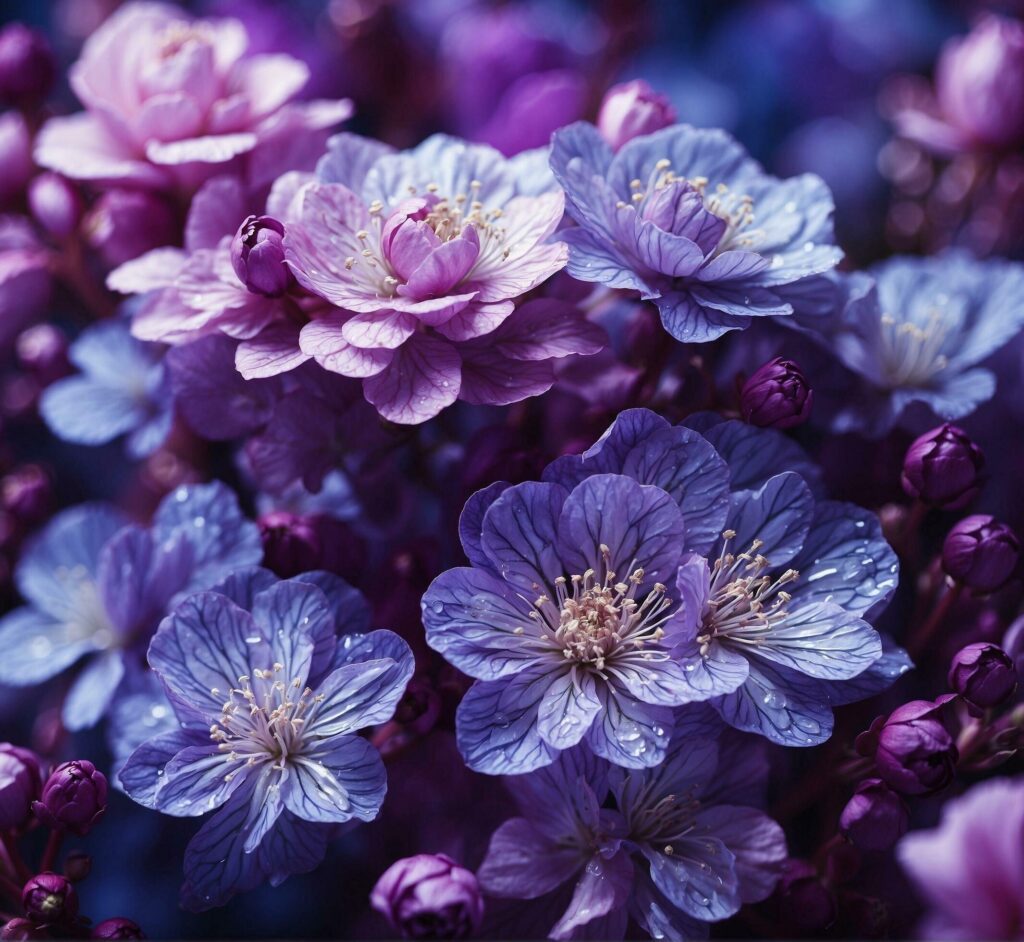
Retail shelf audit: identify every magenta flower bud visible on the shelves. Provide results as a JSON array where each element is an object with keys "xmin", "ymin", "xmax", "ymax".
[
  {"xmin": 16, "ymin": 325, "xmax": 70, "ymax": 386},
  {"xmin": 62, "ymin": 851, "xmax": 91, "ymax": 884},
  {"xmin": 0, "ymin": 743, "xmax": 43, "ymax": 830},
  {"xmin": 85, "ymin": 190, "xmax": 179, "ymax": 269},
  {"xmin": 90, "ymin": 918, "xmax": 145, "ymax": 940},
  {"xmin": 776, "ymin": 859, "xmax": 836, "ymax": 932},
  {"xmin": 258, "ymin": 511, "xmax": 322, "ymax": 578},
  {"xmin": 0, "ymin": 111, "xmax": 33, "ymax": 204},
  {"xmin": 597, "ymin": 79, "xmax": 677, "ymax": 151},
  {"xmin": 21, "ymin": 873, "xmax": 78, "ymax": 925},
  {"xmin": 32, "ymin": 760, "xmax": 107, "ymax": 836},
  {"xmin": 839, "ymin": 779, "xmax": 909, "ymax": 851},
  {"xmin": 2, "ymin": 465, "xmax": 53, "ymax": 525},
  {"xmin": 948, "ymin": 642, "xmax": 1017, "ymax": 709},
  {"xmin": 231, "ymin": 215, "xmax": 294, "ymax": 297},
  {"xmin": 0, "ymin": 918, "xmax": 45, "ymax": 940},
  {"xmin": 875, "ymin": 700, "xmax": 958, "ymax": 796},
  {"xmin": 370, "ymin": 853, "xmax": 484, "ymax": 940},
  {"xmin": 740, "ymin": 356, "xmax": 813, "ymax": 429},
  {"xmin": 27, "ymin": 174, "xmax": 83, "ymax": 241},
  {"xmin": 900, "ymin": 424, "xmax": 985, "ymax": 509},
  {"xmin": 0, "ymin": 24, "xmax": 55, "ymax": 107},
  {"xmin": 936, "ymin": 15, "xmax": 1024, "ymax": 151},
  {"xmin": 942, "ymin": 515, "xmax": 1020, "ymax": 593}
]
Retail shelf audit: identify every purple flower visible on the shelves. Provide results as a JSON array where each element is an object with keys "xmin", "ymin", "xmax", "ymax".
[
  {"xmin": 21, "ymin": 874, "xmax": 77, "ymax": 926},
  {"xmin": 27, "ymin": 174, "xmax": 82, "ymax": 242},
  {"xmin": 0, "ymin": 217, "xmax": 51, "ymax": 349},
  {"xmin": 34, "ymin": 3, "xmax": 351, "ymax": 190},
  {"xmin": 898, "ymin": 777, "xmax": 1024, "ymax": 939},
  {"xmin": 284, "ymin": 133, "xmax": 600, "ymax": 423},
  {"xmin": 0, "ymin": 112, "xmax": 33, "ymax": 204},
  {"xmin": 0, "ymin": 744, "xmax": 43, "ymax": 831},
  {"xmin": 942, "ymin": 515, "xmax": 1020, "ymax": 593},
  {"xmin": 0, "ymin": 24, "xmax": 55, "ymax": 107},
  {"xmin": 0, "ymin": 482, "xmax": 262, "ymax": 730},
  {"xmin": 39, "ymin": 318, "xmax": 172, "ymax": 459},
  {"xmin": 901, "ymin": 424, "xmax": 985, "ymax": 509},
  {"xmin": 32, "ymin": 760, "xmax": 107, "ymax": 836},
  {"xmin": 839, "ymin": 779, "xmax": 909, "ymax": 851},
  {"xmin": 549, "ymin": 122, "xmax": 842, "ymax": 343},
  {"xmin": 740, "ymin": 356, "xmax": 813, "ymax": 429},
  {"xmin": 873, "ymin": 700, "xmax": 958, "ymax": 796},
  {"xmin": 232, "ymin": 215, "xmax": 294, "ymax": 297},
  {"xmin": 90, "ymin": 918, "xmax": 145, "ymax": 940},
  {"xmin": 119, "ymin": 567, "xmax": 413, "ymax": 909},
  {"xmin": 597, "ymin": 80, "xmax": 676, "ymax": 152},
  {"xmin": 478, "ymin": 729, "xmax": 785, "ymax": 940},
  {"xmin": 948, "ymin": 642, "xmax": 1017, "ymax": 709},
  {"xmin": 84, "ymin": 189, "xmax": 179, "ymax": 269},
  {"xmin": 370, "ymin": 854, "xmax": 484, "ymax": 939}
]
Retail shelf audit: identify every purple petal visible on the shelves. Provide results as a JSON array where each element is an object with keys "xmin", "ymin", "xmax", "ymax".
[
  {"xmin": 478, "ymin": 817, "xmax": 582, "ymax": 899},
  {"xmin": 285, "ymin": 734, "xmax": 386, "ymax": 823},
  {"xmin": 300, "ymin": 316, "xmax": 395, "ymax": 378},
  {"xmin": 719, "ymin": 472, "xmax": 814, "ymax": 568},
  {"xmin": 550, "ymin": 850, "xmax": 633, "ymax": 941},
  {"xmin": 362, "ymin": 333, "xmax": 461, "ymax": 424},
  {"xmin": 537, "ymin": 671, "xmax": 602, "ymax": 749},
  {"xmin": 235, "ymin": 323, "xmax": 310, "ymax": 379},
  {"xmin": 585, "ymin": 687, "xmax": 673, "ymax": 768}
]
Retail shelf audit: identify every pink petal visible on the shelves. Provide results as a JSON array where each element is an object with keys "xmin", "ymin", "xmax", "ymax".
[
  {"xmin": 340, "ymin": 311, "xmax": 418, "ymax": 349},
  {"xmin": 107, "ymin": 248, "xmax": 187, "ymax": 294},
  {"xmin": 489, "ymin": 299, "xmax": 607, "ymax": 361},
  {"xmin": 363, "ymin": 333, "xmax": 461, "ymax": 424},
  {"xmin": 145, "ymin": 132, "xmax": 258, "ymax": 166},
  {"xmin": 398, "ymin": 226, "xmax": 480, "ymax": 300},
  {"xmin": 235, "ymin": 323, "xmax": 310, "ymax": 379},
  {"xmin": 300, "ymin": 316, "xmax": 394, "ymax": 378},
  {"xmin": 434, "ymin": 301, "xmax": 514, "ymax": 342}
]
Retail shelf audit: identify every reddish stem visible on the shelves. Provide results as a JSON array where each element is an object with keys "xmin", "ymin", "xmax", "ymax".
[
  {"xmin": 39, "ymin": 830, "xmax": 63, "ymax": 875},
  {"xmin": 0, "ymin": 836, "xmax": 31, "ymax": 885},
  {"xmin": 908, "ymin": 581, "xmax": 963, "ymax": 660}
]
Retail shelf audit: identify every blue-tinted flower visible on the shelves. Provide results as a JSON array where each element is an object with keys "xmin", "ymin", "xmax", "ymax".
[
  {"xmin": 549, "ymin": 122, "xmax": 842, "ymax": 343},
  {"xmin": 427, "ymin": 409, "xmax": 905, "ymax": 758},
  {"xmin": 0, "ymin": 483, "xmax": 261, "ymax": 730},
  {"xmin": 39, "ymin": 318, "xmax": 171, "ymax": 459},
  {"xmin": 810, "ymin": 253, "xmax": 1024, "ymax": 436},
  {"xmin": 119, "ymin": 567, "xmax": 413, "ymax": 910},
  {"xmin": 478, "ymin": 721, "xmax": 786, "ymax": 940}
]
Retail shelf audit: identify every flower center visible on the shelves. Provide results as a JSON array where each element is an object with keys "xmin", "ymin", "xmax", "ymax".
[
  {"xmin": 626, "ymin": 784, "xmax": 703, "ymax": 855},
  {"xmin": 157, "ymin": 22, "xmax": 212, "ymax": 60},
  {"xmin": 209, "ymin": 666, "xmax": 323, "ymax": 774},
  {"xmin": 523, "ymin": 545, "xmax": 674, "ymax": 672},
  {"xmin": 877, "ymin": 309, "xmax": 951, "ymax": 387},
  {"xmin": 697, "ymin": 530, "xmax": 798, "ymax": 654}
]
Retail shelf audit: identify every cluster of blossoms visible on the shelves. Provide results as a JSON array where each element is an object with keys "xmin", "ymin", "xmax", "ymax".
[{"xmin": 0, "ymin": 1, "xmax": 1023, "ymax": 940}]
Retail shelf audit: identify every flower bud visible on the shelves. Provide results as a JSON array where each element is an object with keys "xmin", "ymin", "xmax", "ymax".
[
  {"xmin": 936, "ymin": 15, "xmax": 1024, "ymax": 150},
  {"xmin": 62, "ymin": 851, "xmax": 92, "ymax": 883},
  {"xmin": 839, "ymin": 779, "xmax": 909, "ymax": 851},
  {"xmin": 0, "ymin": 743, "xmax": 43, "ymax": 830},
  {"xmin": 874, "ymin": 699, "xmax": 958, "ymax": 795},
  {"xmin": 942, "ymin": 515, "xmax": 1020, "ymax": 593},
  {"xmin": 948, "ymin": 642, "xmax": 1017, "ymax": 709},
  {"xmin": 900, "ymin": 424, "xmax": 984, "ymax": 509},
  {"xmin": 16, "ymin": 325, "xmax": 70, "ymax": 387},
  {"xmin": 0, "ymin": 918, "xmax": 45, "ymax": 940},
  {"xmin": 85, "ymin": 190, "xmax": 179, "ymax": 269},
  {"xmin": 0, "ymin": 112, "xmax": 33, "ymax": 204},
  {"xmin": 370, "ymin": 853, "xmax": 484, "ymax": 939},
  {"xmin": 28, "ymin": 174, "xmax": 83, "ymax": 242},
  {"xmin": 231, "ymin": 215, "xmax": 294, "ymax": 297},
  {"xmin": 21, "ymin": 873, "xmax": 77, "ymax": 925},
  {"xmin": 32, "ymin": 760, "xmax": 107, "ymax": 835},
  {"xmin": 0, "ymin": 24, "xmax": 55, "ymax": 107},
  {"xmin": 2, "ymin": 465, "xmax": 53, "ymax": 525},
  {"xmin": 597, "ymin": 79, "xmax": 676, "ymax": 151},
  {"xmin": 90, "ymin": 918, "xmax": 145, "ymax": 940},
  {"xmin": 776, "ymin": 859, "xmax": 836, "ymax": 932},
  {"xmin": 258, "ymin": 511, "xmax": 322, "ymax": 578},
  {"xmin": 740, "ymin": 357, "xmax": 813, "ymax": 429}
]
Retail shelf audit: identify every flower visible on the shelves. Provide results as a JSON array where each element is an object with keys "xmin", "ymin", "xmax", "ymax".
[
  {"xmin": 90, "ymin": 918, "xmax": 145, "ymax": 940},
  {"xmin": 425, "ymin": 410, "xmax": 905, "ymax": 768},
  {"xmin": 284, "ymin": 133, "xmax": 601, "ymax": 423},
  {"xmin": 21, "ymin": 874, "xmax": 77, "ymax": 926},
  {"xmin": 34, "ymin": 2, "xmax": 351, "ymax": 190},
  {"xmin": 0, "ymin": 744, "xmax": 43, "ymax": 830},
  {"xmin": 942, "ymin": 515, "xmax": 1020, "ymax": 593},
  {"xmin": 231, "ymin": 215, "xmax": 294, "ymax": 297},
  {"xmin": 740, "ymin": 356, "xmax": 813, "ymax": 429},
  {"xmin": 839, "ymin": 779, "xmax": 909, "ymax": 851},
  {"xmin": 808, "ymin": 254, "xmax": 1024, "ymax": 436},
  {"xmin": 872, "ymin": 699, "xmax": 958, "ymax": 796},
  {"xmin": 370, "ymin": 854, "xmax": 484, "ymax": 939},
  {"xmin": 32, "ymin": 760, "xmax": 107, "ymax": 835},
  {"xmin": 84, "ymin": 189, "xmax": 179, "ymax": 269},
  {"xmin": 478, "ymin": 726, "xmax": 786, "ymax": 940},
  {"xmin": 0, "ymin": 24, "xmax": 55, "ymax": 107},
  {"xmin": 901, "ymin": 424, "xmax": 985, "ymax": 509},
  {"xmin": 898, "ymin": 777, "xmax": 1024, "ymax": 939},
  {"xmin": 948, "ymin": 642, "xmax": 1017, "ymax": 709},
  {"xmin": 0, "ymin": 482, "xmax": 262, "ymax": 729},
  {"xmin": 549, "ymin": 121, "xmax": 842, "ymax": 343},
  {"xmin": 39, "ymin": 318, "xmax": 172, "ymax": 460},
  {"xmin": 119, "ymin": 567, "xmax": 414, "ymax": 909},
  {"xmin": 27, "ymin": 174, "xmax": 82, "ymax": 242},
  {"xmin": 597, "ymin": 80, "xmax": 677, "ymax": 152}
]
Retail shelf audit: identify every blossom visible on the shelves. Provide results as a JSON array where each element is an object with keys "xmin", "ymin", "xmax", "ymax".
[
  {"xmin": 942, "ymin": 515, "xmax": 1020, "ymax": 593},
  {"xmin": 900, "ymin": 424, "xmax": 985, "ymax": 510},
  {"xmin": 808, "ymin": 254, "xmax": 1024, "ymax": 436},
  {"xmin": 119, "ymin": 567, "xmax": 413, "ymax": 909},
  {"xmin": 478, "ymin": 723, "xmax": 786, "ymax": 940},
  {"xmin": 897, "ymin": 777, "xmax": 1024, "ymax": 939},
  {"xmin": 39, "ymin": 318, "xmax": 172, "ymax": 459},
  {"xmin": 425, "ymin": 409, "xmax": 905, "ymax": 765},
  {"xmin": 284, "ymin": 133, "xmax": 603, "ymax": 423},
  {"xmin": 0, "ymin": 482, "xmax": 261, "ymax": 730},
  {"xmin": 34, "ymin": 2, "xmax": 351, "ymax": 190},
  {"xmin": 549, "ymin": 122, "xmax": 842, "ymax": 343}
]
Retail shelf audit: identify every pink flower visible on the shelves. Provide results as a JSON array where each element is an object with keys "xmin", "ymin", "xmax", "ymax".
[{"xmin": 35, "ymin": 2, "xmax": 351, "ymax": 190}]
